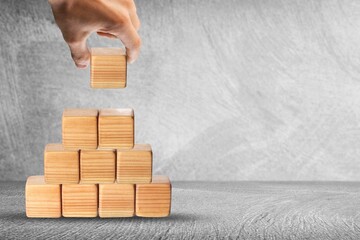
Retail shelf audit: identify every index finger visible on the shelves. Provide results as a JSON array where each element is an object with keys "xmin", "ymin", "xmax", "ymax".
[{"xmin": 114, "ymin": 21, "xmax": 141, "ymax": 63}]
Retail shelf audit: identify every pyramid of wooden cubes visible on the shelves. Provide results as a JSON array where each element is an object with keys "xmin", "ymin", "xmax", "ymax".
[{"xmin": 26, "ymin": 108, "xmax": 171, "ymax": 218}]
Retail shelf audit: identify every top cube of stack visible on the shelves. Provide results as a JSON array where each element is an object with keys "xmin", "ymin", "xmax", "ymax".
[
  {"xmin": 98, "ymin": 109, "xmax": 134, "ymax": 149},
  {"xmin": 91, "ymin": 48, "xmax": 127, "ymax": 89},
  {"xmin": 62, "ymin": 109, "xmax": 98, "ymax": 150}
]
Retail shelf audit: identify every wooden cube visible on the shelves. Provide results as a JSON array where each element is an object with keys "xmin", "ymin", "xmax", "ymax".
[
  {"xmin": 44, "ymin": 144, "xmax": 79, "ymax": 184},
  {"xmin": 62, "ymin": 184, "xmax": 98, "ymax": 217},
  {"xmin": 25, "ymin": 176, "xmax": 61, "ymax": 218},
  {"xmin": 80, "ymin": 150, "xmax": 115, "ymax": 183},
  {"xmin": 90, "ymin": 48, "xmax": 127, "ymax": 88},
  {"xmin": 99, "ymin": 183, "xmax": 134, "ymax": 218},
  {"xmin": 98, "ymin": 109, "xmax": 134, "ymax": 149},
  {"xmin": 117, "ymin": 144, "xmax": 152, "ymax": 183},
  {"xmin": 62, "ymin": 109, "xmax": 98, "ymax": 150},
  {"xmin": 135, "ymin": 175, "xmax": 171, "ymax": 217}
]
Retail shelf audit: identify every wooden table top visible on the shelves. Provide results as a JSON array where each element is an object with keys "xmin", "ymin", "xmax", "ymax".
[{"xmin": 1, "ymin": 181, "xmax": 360, "ymax": 239}]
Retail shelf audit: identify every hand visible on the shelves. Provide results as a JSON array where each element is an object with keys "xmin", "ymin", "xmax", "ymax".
[{"xmin": 49, "ymin": 0, "xmax": 141, "ymax": 68}]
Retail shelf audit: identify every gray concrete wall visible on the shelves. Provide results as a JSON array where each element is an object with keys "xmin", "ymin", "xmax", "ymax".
[{"xmin": 1, "ymin": 0, "xmax": 360, "ymax": 181}]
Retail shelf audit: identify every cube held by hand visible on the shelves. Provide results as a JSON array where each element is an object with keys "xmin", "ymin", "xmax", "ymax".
[{"xmin": 90, "ymin": 48, "xmax": 127, "ymax": 88}]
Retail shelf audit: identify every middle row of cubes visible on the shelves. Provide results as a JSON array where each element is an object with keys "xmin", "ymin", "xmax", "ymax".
[{"xmin": 44, "ymin": 143, "xmax": 152, "ymax": 184}]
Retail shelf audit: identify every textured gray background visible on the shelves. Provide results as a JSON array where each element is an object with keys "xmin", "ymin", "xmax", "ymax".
[{"xmin": 1, "ymin": 0, "xmax": 360, "ymax": 181}]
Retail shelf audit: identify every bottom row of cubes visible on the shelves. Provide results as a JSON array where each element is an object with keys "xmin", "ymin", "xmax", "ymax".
[{"xmin": 26, "ymin": 175, "xmax": 171, "ymax": 218}]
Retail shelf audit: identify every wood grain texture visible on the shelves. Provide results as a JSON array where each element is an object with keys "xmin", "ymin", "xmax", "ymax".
[
  {"xmin": 80, "ymin": 150, "xmax": 115, "ymax": 183},
  {"xmin": 98, "ymin": 109, "xmax": 134, "ymax": 149},
  {"xmin": 62, "ymin": 184, "xmax": 98, "ymax": 218},
  {"xmin": 44, "ymin": 144, "xmax": 79, "ymax": 184},
  {"xmin": 4, "ymin": 181, "xmax": 360, "ymax": 239},
  {"xmin": 90, "ymin": 48, "xmax": 127, "ymax": 88},
  {"xmin": 117, "ymin": 144, "xmax": 152, "ymax": 183},
  {"xmin": 25, "ymin": 176, "xmax": 61, "ymax": 218},
  {"xmin": 62, "ymin": 109, "xmax": 98, "ymax": 150},
  {"xmin": 135, "ymin": 175, "xmax": 171, "ymax": 218},
  {"xmin": 99, "ymin": 183, "xmax": 135, "ymax": 218}
]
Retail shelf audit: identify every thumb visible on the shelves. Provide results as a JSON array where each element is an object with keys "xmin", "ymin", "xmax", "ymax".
[{"xmin": 67, "ymin": 39, "xmax": 90, "ymax": 69}]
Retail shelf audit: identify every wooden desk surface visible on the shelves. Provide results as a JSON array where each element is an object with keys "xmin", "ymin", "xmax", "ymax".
[{"xmin": 1, "ymin": 181, "xmax": 360, "ymax": 239}]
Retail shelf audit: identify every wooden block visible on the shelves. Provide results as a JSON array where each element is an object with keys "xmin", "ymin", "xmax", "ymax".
[
  {"xmin": 98, "ymin": 109, "xmax": 134, "ymax": 149},
  {"xmin": 99, "ymin": 183, "xmax": 135, "ymax": 218},
  {"xmin": 80, "ymin": 150, "xmax": 115, "ymax": 183},
  {"xmin": 135, "ymin": 175, "xmax": 172, "ymax": 217},
  {"xmin": 90, "ymin": 48, "xmax": 127, "ymax": 88},
  {"xmin": 62, "ymin": 184, "xmax": 98, "ymax": 217},
  {"xmin": 44, "ymin": 144, "xmax": 79, "ymax": 184},
  {"xmin": 62, "ymin": 109, "xmax": 98, "ymax": 150},
  {"xmin": 25, "ymin": 176, "xmax": 61, "ymax": 218},
  {"xmin": 117, "ymin": 144, "xmax": 152, "ymax": 183}
]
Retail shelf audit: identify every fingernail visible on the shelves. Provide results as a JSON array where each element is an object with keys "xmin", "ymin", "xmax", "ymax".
[
  {"xmin": 76, "ymin": 60, "xmax": 89, "ymax": 69},
  {"xmin": 77, "ymin": 64, "xmax": 87, "ymax": 69}
]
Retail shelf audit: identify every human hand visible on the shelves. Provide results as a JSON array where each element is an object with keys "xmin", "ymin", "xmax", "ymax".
[{"xmin": 49, "ymin": 0, "xmax": 141, "ymax": 68}]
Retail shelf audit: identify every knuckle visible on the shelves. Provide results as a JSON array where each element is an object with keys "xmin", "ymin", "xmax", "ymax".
[
  {"xmin": 123, "ymin": 0, "xmax": 132, "ymax": 8},
  {"xmin": 129, "ymin": 0, "xmax": 137, "ymax": 11},
  {"xmin": 109, "ymin": 15, "xmax": 128, "ymax": 29},
  {"xmin": 116, "ymin": 15, "xmax": 131, "ymax": 26}
]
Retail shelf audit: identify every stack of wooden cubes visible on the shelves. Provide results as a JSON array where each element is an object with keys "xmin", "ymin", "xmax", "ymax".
[{"xmin": 25, "ymin": 108, "xmax": 172, "ymax": 218}]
